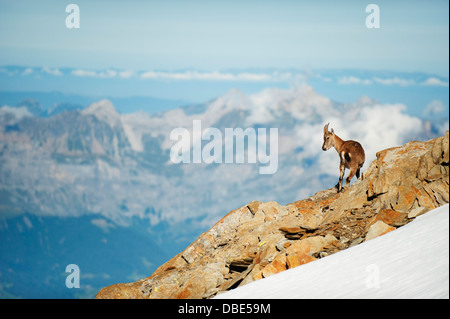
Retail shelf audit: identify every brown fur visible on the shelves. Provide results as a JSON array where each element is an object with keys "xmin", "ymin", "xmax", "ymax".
[{"xmin": 322, "ymin": 123, "xmax": 365, "ymax": 192}]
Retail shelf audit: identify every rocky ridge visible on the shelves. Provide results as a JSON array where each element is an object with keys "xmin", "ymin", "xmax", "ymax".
[{"xmin": 96, "ymin": 132, "xmax": 449, "ymax": 299}]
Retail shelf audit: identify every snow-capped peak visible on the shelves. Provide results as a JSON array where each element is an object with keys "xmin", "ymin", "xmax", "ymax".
[
  {"xmin": 82, "ymin": 99, "xmax": 120, "ymax": 127},
  {"xmin": 207, "ymin": 88, "xmax": 251, "ymax": 113}
]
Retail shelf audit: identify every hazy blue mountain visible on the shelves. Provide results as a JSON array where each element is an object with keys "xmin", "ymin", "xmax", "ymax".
[
  {"xmin": 0, "ymin": 90, "xmax": 188, "ymax": 116},
  {"xmin": 0, "ymin": 213, "xmax": 171, "ymax": 298}
]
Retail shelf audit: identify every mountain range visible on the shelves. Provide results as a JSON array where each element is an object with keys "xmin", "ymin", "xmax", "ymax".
[{"xmin": 0, "ymin": 84, "xmax": 448, "ymax": 298}]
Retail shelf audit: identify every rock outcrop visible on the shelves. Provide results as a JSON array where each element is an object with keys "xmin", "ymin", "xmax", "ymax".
[{"xmin": 96, "ymin": 132, "xmax": 449, "ymax": 299}]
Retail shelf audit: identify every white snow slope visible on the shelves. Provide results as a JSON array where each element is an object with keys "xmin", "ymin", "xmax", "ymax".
[{"xmin": 216, "ymin": 204, "xmax": 449, "ymax": 299}]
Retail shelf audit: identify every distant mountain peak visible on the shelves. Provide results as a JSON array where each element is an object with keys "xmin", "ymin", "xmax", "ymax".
[
  {"xmin": 210, "ymin": 88, "xmax": 250, "ymax": 111},
  {"xmin": 16, "ymin": 98, "xmax": 44, "ymax": 116},
  {"xmin": 82, "ymin": 99, "xmax": 120, "ymax": 127},
  {"xmin": 223, "ymin": 87, "xmax": 246, "ymax": 98}
]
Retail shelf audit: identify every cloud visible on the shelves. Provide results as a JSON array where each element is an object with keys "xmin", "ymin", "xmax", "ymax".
[
  {"xmin": 98, "ymin": 70, "xmax": 117, "ymax": 78},
  {"xmin": 0, "ymin": 105, "xmax": 33, "ymax": 119},
  {"xmin": 235, "ymin": 73, "xmax": 272, "ymax": 81},
  {"xmin": 22, "ymin": 68, "xmax": 34, "ymax": 76},
  {"xmin": 421, "ymin": 77, "xmax": 449, "ymax": 87},
  {"xmin": 337, "ymin": 76, "xmax": 372, "ymax": 85},
  {"xmin": 141, "ymin": 70, "xmax": 221, "ymax": 80},
  {"xmin": 36, "ymin": 67, "xmax": 449, "ymax": 89},
  {"xmin": 140, "ymin": 70, "xmax": 272, "ymax": 81},
  {"xmin": 91, "ymin": 218, "xmax": 116, "ymax": 232},
  {"xmin": 355, "ymin": 103, "xmax": 423, "ymax": 161},
  {"xmin": 118, "ymin": 70, "xmax": 134, "ymax": 79},
  {"xmin": 71, "ymin": 69, "xmax": 119, "ymax": 78},
  {"xmin": 71, "ymin": 69, "xmax": 98, "ymax": 77},
  {"xmin": 424, "ymin": 100, "xmax": 445, "ymax": 115},
  {"xmin": 332, "ymin": 73, "xmax": 449, "ymax": 87},
  {"xmin": 338, "ymin": 75, "xmax": 417, "ymax": 86},
  {"xmin": 41, "ymin": 66, "xmax": 62, "ymax": 76},
  {"xmin": 373, "ymin": 77, "xmax": 416, "ymax": 86}
]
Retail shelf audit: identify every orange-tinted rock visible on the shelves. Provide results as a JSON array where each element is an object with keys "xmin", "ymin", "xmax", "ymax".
[
  {"xmin": 365, "ymin": 221, "xmax": 396, "ymax": 241},
  {"xmin": 260, "ymin": 254, "xmax": 287, "ymax": 278},
  {"xmin": 96, "ymin": 281, "xmax": 144, "ymax": 299},
  {"xmin": 286, "ymin": 252, "xmax": 316, "ymax": 269},
  {"xmin": 375, "ymin": 208, "xmax": 408, "ymax": 226}
]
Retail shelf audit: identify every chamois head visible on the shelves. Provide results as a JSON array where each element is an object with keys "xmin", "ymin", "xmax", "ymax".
[{"xmin": 322, "ymin": 123, "xmax": 335, "ymax": 151}]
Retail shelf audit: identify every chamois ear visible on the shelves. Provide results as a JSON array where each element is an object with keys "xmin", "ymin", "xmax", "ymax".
[
  {"xmin": 330, "ymin": 128, "xmax": 334, "ymax": 135},
  {"xmin": 323, "ymin": 123, "xmax": 329, "ymax": 134}
]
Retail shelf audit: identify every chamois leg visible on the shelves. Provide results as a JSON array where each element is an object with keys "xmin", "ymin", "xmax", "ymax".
[
  {"xmin": 356, "ymin": 167, "xmax": 364, "ymax": 180},
  {"xmin": 346, "ymin": 167, "xmax": 357, "ymax": 188},
  {"xmin": 336, "ymin": 163, "xmax": 345, "ymax": 192}
]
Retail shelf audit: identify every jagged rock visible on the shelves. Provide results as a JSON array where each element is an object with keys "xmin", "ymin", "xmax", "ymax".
[
  {"xmin": 96, "ymin": 280, "xmax": 146, "ymax": 299},
  {"xmin": 279, "ymin": 226, "xmax": 303, "ymax": 234},
  {"xmin": 96, "ymin": 132, "xmax": 449, "ymax": 299},
  {"xmin": 408, "ymin": 206, "xmax": 429, "ymax": 219},
  {"xmin": 260, "ymin": 254, "xmax": 287, "ymax": 278},
  {"xmin": 375, "ymin": 208, "xmax": 409, "ymax": 226},
  {"xmin": 365, "ymin": 221, "xmax": 396, "ymax": 241}
]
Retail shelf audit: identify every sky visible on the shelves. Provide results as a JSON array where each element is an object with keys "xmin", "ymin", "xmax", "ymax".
[{"xmin": 0, "ymin": 0, "xmax": 448, "ymax": 76}]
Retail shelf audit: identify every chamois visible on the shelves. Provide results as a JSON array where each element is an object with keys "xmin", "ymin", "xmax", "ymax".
[{"xmin": 322, "ymin": 123, "xmax": 365, "ymax": 192}]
